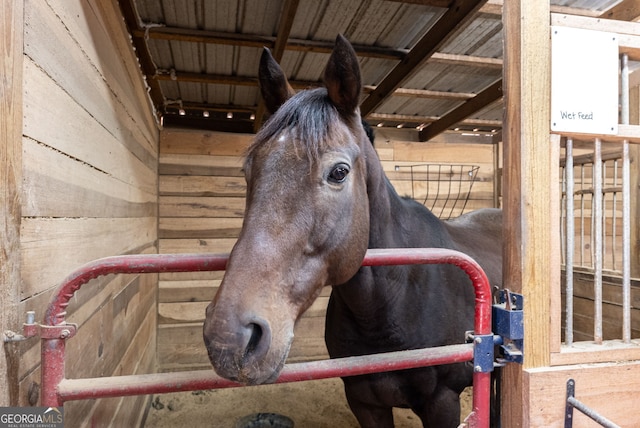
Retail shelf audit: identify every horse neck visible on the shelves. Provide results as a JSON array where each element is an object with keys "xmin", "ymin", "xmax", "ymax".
[
  {"xmin": 331, "ymin": 141, "xmax": 446, "ymax": 317},
  {"xmin": 363, "ymin": 141, "xmax": 444, "ymax": 248}
]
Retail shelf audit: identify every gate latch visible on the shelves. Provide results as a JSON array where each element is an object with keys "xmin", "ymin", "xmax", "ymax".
[{"xmin": 493, "ymin": 289, "xmax": 524, "ymax": 364}]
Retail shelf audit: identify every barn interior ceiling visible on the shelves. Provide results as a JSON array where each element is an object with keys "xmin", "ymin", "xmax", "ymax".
[{"xmin": 119, "ymin": 0, "xmax": 640, "ymax": 141}]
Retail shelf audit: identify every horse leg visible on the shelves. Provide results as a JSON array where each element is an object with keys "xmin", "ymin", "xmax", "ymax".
[
  {"xmin": 344, "ymin": 393, "xmax": 394, "ymax": 428},
  {"xmin": 411, "ymin": 386, "xmax": 461, "ymax": 428}
]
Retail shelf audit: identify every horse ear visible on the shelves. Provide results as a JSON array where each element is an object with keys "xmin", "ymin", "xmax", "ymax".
[
  {"xmin": 258, "ymin": 47, "xmax": 296, "ymax": 114},
  {"xmin": 324, "ymin": 34, "xmax": 362, "ymax": 115}
]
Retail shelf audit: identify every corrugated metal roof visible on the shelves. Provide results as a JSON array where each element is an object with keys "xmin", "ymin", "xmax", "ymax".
[{"xmin": 119, "ymin": 0, "xmax": 634, "ymax": 139}]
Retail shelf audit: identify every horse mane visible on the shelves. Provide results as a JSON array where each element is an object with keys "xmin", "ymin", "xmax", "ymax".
[
  {"xmin": 247, "ymin": 87, "xmax": 363, "ymax": 163},
  {"xmin": 361, "ymin": 118, "xmax": 375, "ymax": 146}
]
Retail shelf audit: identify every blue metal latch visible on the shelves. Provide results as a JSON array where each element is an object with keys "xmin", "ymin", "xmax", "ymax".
[{"xmin": 492, "ymin": 289, "xmax": 524, "ymax": 364}]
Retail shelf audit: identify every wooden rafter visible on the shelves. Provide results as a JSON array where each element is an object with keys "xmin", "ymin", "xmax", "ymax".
[
  {"xmin": 367, "ymin": 112, "xmax": 501, "ymax": 128},
  {"xmin": 170, "ymin": 99, "xmax": 502, "ymax": 128},
  {"xmin": 600, "ymin": 0, "xmax": 640, "ymax": 21},
  {"xmin": 359, "ymin": 0, "xmax": 488, "ymax": 117},
  {"xmin": 134, "ymin": 26, "xmax": 502, "ymax": 68},
  {"xmin": 253, "ymin": 0, "xmax": 299, "ymax": 132},
  {"xmin": 418, "ymin": 79, "xmax": 502, "ymax": 141},
  {"xmin": 133, "ymin": 27, "xmax": 407, "ymax": 60},
  {"xmin": 155, "ymin": 72, "xmax": 485, "ymax": 103}
]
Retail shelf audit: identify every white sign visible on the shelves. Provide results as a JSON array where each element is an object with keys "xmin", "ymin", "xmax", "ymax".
[{"xmin": 551, "ymin": 26, "xmax": 619, "ymax": 135}]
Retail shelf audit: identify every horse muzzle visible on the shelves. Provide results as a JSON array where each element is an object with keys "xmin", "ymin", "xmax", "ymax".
[{"xmin": 203, "ymin": 301, "xmax": 290, "ymax": 385}]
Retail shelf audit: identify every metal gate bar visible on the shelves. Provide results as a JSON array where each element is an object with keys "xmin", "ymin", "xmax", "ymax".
[
  {"xmin": 620, "ymin": 53, "xmax": 632, "ymax": 344},
  {"xmin": 565, "ymin": 379, "xmax": 621, "ymax": 428},
  {"xmin": 58, "ymin": 344, "xmax": 474, "ymax": 400},
  {"xmin": 32, "ymin": 248, "xmax": 493, "ymax": 428},
  {"xmin": 564, "ymin": 137, "xmax": 574, "ymax": 346}
]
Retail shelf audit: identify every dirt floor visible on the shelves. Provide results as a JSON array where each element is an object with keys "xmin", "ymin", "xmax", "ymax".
[{"xmin": 143, "ymin": 378, "xmax": 472, "ymax": 427}]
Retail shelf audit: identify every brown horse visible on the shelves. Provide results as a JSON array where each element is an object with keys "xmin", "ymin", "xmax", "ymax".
[{"xmin": 203, "ymin": 35, "xmax": 502, "ymax": 428}]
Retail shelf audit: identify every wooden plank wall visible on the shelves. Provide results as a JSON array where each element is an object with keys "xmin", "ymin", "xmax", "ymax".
[
  {"xmin": 7, "ymin": 1, "xmax": 159, "ymax": 426},
  {"xmin": 157, "ymin": 127, "xmax": 496, "ymax": 372},
  {"xmin": 1, "ymin": 0, "xmax": 24, "ymax": 407}
]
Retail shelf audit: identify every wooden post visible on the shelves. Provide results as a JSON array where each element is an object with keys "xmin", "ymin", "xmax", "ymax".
[
  {"xmin": 502, "ymin": 1, "xmax": 555, "ymax": 426},
  {"xmin": 0, "ymin": 0, "xmax": 24, "ymax": 406}
]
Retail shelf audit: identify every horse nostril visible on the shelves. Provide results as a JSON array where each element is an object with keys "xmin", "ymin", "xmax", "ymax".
[
  {"xmin": 245, "ymin": 323, "xmax": 263, "ymax": 357},
  {"xmin": 242, "ymin": 317, "xmax": 271, "ymax": 361}
]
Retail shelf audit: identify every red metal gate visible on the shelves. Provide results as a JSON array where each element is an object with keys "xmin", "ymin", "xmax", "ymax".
[{"xmin": 25, "ymin": 248, "xmax": 494, "ymax": 427}]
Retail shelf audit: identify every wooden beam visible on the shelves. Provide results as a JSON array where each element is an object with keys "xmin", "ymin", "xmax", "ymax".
[
  {"xmin": 271, "ymin": 0, "xmax": 299, "ymax": 61},
  {"xmin": 386, "ymin": 0, "xmax": 452, "ymax": 7},
  {"xmin": 253, "ymin": 0, "xmax": 299, "ymax": 132},
  {"xmin": 429, "ymin": 51, "xmax": 502, "ymax": 69},
  {"xmin": 135, "ymin": 26, "xmax": 503, "ymax": 69},
  {"xmin": 367, "ymin": 86, "xmax": 476, "ymax": 100},
  {"xmin": 163, "ymin": 115, "xmax": 255, "ymax": 134},
  {"xmin": 600, "ymin": 0, "xmax": 640, "ymax": 22},
  {"xmin": 484, "ymin": 0, "xmax": 608, "ymax": 18},
  {"xmin": 551, "ymin": 13, "xmax": 640, "ymax": 37},
  {"xmin": 388, "ymin": 0, "xmax": 503, "ymax": 15},
  {"xmin": 359, "ymin": 0, "xmax": 488, "ymax": 116},
  {"xmin": 367, "ymin": 112, "xmax": 501, "ymax": 127},
  {"xmin": 162, "ymin": 74, "xmax": 493, "ymax": 124},
  {"xmin": 156, "ymin": 71, "xmax": 259, "ymax": 87},
  {"xmin": 503, "ymin": 0, "xmax": 553, "ymax": 369},
  {"xmin": 501, "ymin": 0, "xmax": 554, "ymax": 426},
  {"xmin": 165, "ymin": 106, "xmax": 502, "ymax": 131},
  {"xmin": 135, "ymin": 27, "xmax": 408, "ymax": 60},
  {"xmin": 155, "ymin": 72, "xmax": 484, "ymax": 104},
  {"xmin": 173, "ymin": 101, "xmax": 255, "ymax": 114},
  {"xmin": 0, "ymin": 0, "xmax": 23, "ymax": 406},
  {"xmin": 419, "ymin": 79, "xmax": 502, "ymax": 141}
]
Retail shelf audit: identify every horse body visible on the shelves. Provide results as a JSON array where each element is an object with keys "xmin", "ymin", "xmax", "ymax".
[
  {"xmin": 326, "ymin": 175, "xmax": 501, "ymax": 426},
  {"xmin": 203, "ymin": 35, "xmax": 502, "ymax": 428}
]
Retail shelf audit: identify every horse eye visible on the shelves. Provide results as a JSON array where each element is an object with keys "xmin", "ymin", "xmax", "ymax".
[{"xmin": 328, "ymin": 164, "xmax": 350, "ymax": 183}]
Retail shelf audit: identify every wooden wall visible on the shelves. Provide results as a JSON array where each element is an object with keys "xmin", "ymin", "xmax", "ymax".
[
  {"xmin": 157, "ymin": 126, "xmax": 497, "ymax": 372},
  {"xmin": 0, "ymin": 1, "xmax": 159, "ymax": 426}
]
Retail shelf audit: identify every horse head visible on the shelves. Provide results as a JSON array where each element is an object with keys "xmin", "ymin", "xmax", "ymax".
[{"xmin": 203, "ymin": 35, "xmax": 371, "ymax": 384}]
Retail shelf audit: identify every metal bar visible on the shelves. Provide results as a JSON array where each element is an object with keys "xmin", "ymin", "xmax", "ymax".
[
  {"xmin": 566, "ymin": 397, "xmax": 621, "ymax": 428},
  {"xmin": 621, "ymin": 53, "xmax": 631, "ymax": 343},
  {"xmin": 580, "ymin": 164, "xmax": 586, "ymax": 266},
  {"xmin": 437, "ymin": 164, "xmax": 445, "ymax": 217},
  {"xmin": 459, "ymin": 166, "xmax": 477, "ymax": 216},
  {"xmin": 565, "ymin": 378, "xmax": 575, "ymax": 428},
  {"xmin": 612, "ymin": 159, "xmax": 618, "ymax": 270},
  {"xmin": 40, "ymin": 338, "xmax": 66, "ymax": 407},
  {"xmin": 43, "ymin": 253, "xmax": 229, "ymax": 326},
  {"xmin": 40, "ymin": 248, "xmax": 493, "ymax": 427},
  {"xmin": 593, "ymin": 138, "xmax": 603, "ymax": 344},
  {"xmin": 565, "ymin": 138, "xmax": 574, "ymax": 346},
  {"xmin": 601, "ymin": 161, "xmax": 607, "ymax": 267},
  {"xmin": 561, "ymin": 164, "xmax": 566, "ymax": 266},
  {"xmin": 445, "ymin": 165, "xmax": 455, "ymax": 219},
  {"xmin": 58, "ymin": 344, "xmax": 473, "ymax": 401},
  {"xmin": 622, "ymin": 142, "xmax": 631, "ymax": 343},
  {"xmin": 565, "ymin": 379, "xmax": 621, "ymax": 428},
  {"xmin": 621, "ymin": 54, "xmax": 629, "ymax": 124}
]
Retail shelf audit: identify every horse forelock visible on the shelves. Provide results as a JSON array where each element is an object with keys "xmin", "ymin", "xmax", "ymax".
[{"xmin": 247, "ymin": 88, "xmax": 363, "ymax": 167}]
